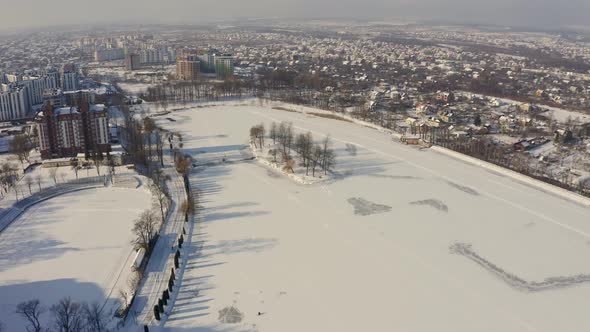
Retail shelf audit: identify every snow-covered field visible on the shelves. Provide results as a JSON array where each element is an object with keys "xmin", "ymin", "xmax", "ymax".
[
  {"xmin": 149, "ymin": 99, "xmax": 590, "ymax": 332},
  {"xmin": 0, "ymin": 186, "xmax": 151, "ymax": 331}
]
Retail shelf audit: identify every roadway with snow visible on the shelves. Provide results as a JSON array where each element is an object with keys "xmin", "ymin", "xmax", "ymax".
[{"xmin": 148, "ymin": 99, "xmax": 590, "ymax": 332}]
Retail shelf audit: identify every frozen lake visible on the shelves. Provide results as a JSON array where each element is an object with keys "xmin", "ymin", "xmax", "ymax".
[{"xmin": 154, "ymin": 100, "xmax": 590, "ymax": 331}]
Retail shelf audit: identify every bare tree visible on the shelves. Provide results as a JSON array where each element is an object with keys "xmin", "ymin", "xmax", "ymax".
[
  {"xmin": 155, "ymin": 131, "xmax": 165, "ymax": 166},
  {"xmin": 257, "ymin": 123, "xmax": 265, "ymax": 148},
  {"xmin": 49, "ymin": 167, "xmax": 58, "ymax": 184},
  {"xmin": 70, "ymin": 160, "xmax": 80, "ymax": 179},
  {"xmin": 311, "ymin": 145, "xmax": 323, "ymax": 177},
  {"xmin": 82, "ymin": 302, "xmax": 107, "ymax": 332},
  {"xmin": 143, "ymin": 117, "xmax": 157, "ymax": 164},
  {"xmin": 249, "ymin": 124, "xmax": 265, "ymax": 149},
  {"xmin": 50, "ymin": 297, "xmax": 84, "ymax": 332},
  {"xmin": 321, "ymin": 136, "xmax": 335, "ymax": 174},
  {"xmin": 24, "ymin": 175, "xmax": 33, "ymax": 195},
  {"xmin": 35, "ymin": 174, "xmax": 43, "ymax": 191},
  {"xmin": 10, "ymin": 134, "xmax": 32, "ymax": 170},
  {"xmin": 16, "ymin": 299, "xmax": 45, "ymax": 332},
  {"xmin": 0, "ymin": 163, "xmax": 16, "ymax": 196},
  {"xmin": 91, "ymin": 150, "xmax": 103, "ymax": 176},
  {"xmin": 275, "ymin": 121, "xmax": 295, "ymax": 155},
  {"xmin": 150, "ymin": 169, "xmax": 170, "ymax": 223},
  {"xmin": 175, "ymin": 154, "xmax": 191, "ymax": 176},
  {"xmin": 269, "ymin": 122, "xmax": 278, "ymax": 144},
  {"xmin": 285, "ymin": 123, "xmax": 294, "ymax": 154},
  {"xmin": 283, "ymin": 156, "xmax": 295, "ymax": 174},
  {"xmin": 12, "ymin": 185, "xmax": 19, "ymax": 201},
  {"xmin": 132, "ymin": 210, "xmax": 158, "ymax": 252},
  {"xmin": 295, "ymin": 132, "xmax": 314, "ymax": 175},
  {"xmin": 323, "ymin": 149, "xmax": 336, "ymax": 174},
  {"xmin": 269, "ymin": 149, "xmax": 278, "ymax": 163}
]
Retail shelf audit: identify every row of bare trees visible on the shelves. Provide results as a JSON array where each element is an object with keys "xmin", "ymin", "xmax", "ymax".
[
  {"xmin": 251, "ymin": 121, "xmax": 336, "ymax": 177},
  {"xmin": 122, "ymin": 115, "xmax": 166, "ymax": 172},
  {"xmin": 293, "ymin": 131, "xmax": 336, "ymax": 176},
  {"xmin": 139, "ymin": 79, "xmax": 253, "ymax": 104},
  {"xmin": 13, "ymin": 298, "xmax": 108, "ymax": 332}
]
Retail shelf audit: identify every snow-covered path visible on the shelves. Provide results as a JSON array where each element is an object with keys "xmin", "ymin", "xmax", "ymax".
[
  {"xmin": 155, "ymin": 101, "xmax": 590, "ymax": 332},
  {"xmin": 128, "ymin": 156, "xmax": 187, "ymax": 327}
]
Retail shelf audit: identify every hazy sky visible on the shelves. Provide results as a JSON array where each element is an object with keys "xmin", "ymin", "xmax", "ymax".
[{"xmin": 1, "ymin": 0, "xmax": 589, "ymax": 31}]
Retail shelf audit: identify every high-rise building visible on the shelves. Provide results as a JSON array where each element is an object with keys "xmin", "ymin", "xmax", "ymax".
[
  {"xmin": 0, "ymin": 86, "xmax": 30, "ymax": 121},
  {"xmin": 60, "ymin": 72, "xmax": 79, "ymax": 92},
  {"xmin": 94, "ymin": 48, "xmax": 125, "ymax": 62},
  {"xmin": 125, "ymin": 53, "xmax": 140, "ymax": 71},
  {"xmin": 36, "ymin": 102, "xmax": 111, "ymax": 159},
  {"xmin": 60, "ymin": 65, "xmax": 80, "ymax": 92},
  {"xmin": 20, "ymin": 76, "xmax": 58, "ymax": 106},
  {"xmin": 43, "ymin": 88, "xmax": 65, "ymax": 108},
  {"xmin": 176, "ymin": 53, "xmax": 200, "ymax": 81},
  {"xmin": 214, "ymin": 54, "xmax": 235, "ymax": 79}
]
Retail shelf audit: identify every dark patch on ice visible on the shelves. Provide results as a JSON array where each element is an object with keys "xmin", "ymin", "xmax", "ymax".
[
  {"xmin": 332, "ymin": 170, "xmax": 354, "ymax": 180},
  {"xmin": 410, "ymin": 199, "xmax": 448, "ymax": 212},
  {"xmin": 447, "ymin": 181, "xmax": 479, "ymax": 196},
  {"xmin": 218, "ymin": 306, "xmax": 243, "ymax": 323},
  {"xmin": 347, "ymin": 197, "xmax": 392, "ymax": 216},
  {"xmin": 368, "ymin": 174, "xmax": 422, "ymax": 180},
  {"xmin": 345, "ymin": 143, "xmax": 357, "ymax": 156},
  {"xmin": 266, "ymin": 170, "xmax": 280, "ymax": 178},
  {"xmin": 450, "ymin": 242, "xmax": 590, "ymax": 292}
]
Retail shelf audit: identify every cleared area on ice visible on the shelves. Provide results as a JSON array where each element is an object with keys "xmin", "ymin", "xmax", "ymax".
[
  {"xmin": 0, "ymin": 187, "xmax": 151, "ymax": 331},
  {"xmin": 151, "ymin": 100, "xmax": 590, "ymax": 332}
]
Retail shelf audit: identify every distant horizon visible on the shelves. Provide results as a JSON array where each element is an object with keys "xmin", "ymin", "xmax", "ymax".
[
  {"xmin": 0, "ymin": 0, "xmax": 589, "ymax": 34},
  {"xmin": 1, "ymin": 17, "xmax": 590, "ymax": 35}
]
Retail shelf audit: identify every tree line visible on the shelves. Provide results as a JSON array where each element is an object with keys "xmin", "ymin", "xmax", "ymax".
[{"xmin": 8, "ymin": 297, "xmax": 109, "ymax": 332}]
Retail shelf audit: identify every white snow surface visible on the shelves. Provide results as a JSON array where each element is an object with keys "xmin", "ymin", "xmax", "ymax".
[
  {"xmin": 146, "ymin": 99, "xmax": 590, "ymax": 332},
  {"xmin": 117, "ymin": 83, "xmax": 155, "ymax": 96},
  {"xmin": 0, "ymin": 187, "xmax": 151, "ymax": 331}
]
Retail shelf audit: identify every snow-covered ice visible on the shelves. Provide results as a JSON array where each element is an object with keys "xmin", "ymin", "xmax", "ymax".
[{"xmin": 148, "ymin": 99, "xmax": 590, "ymax": 332}]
